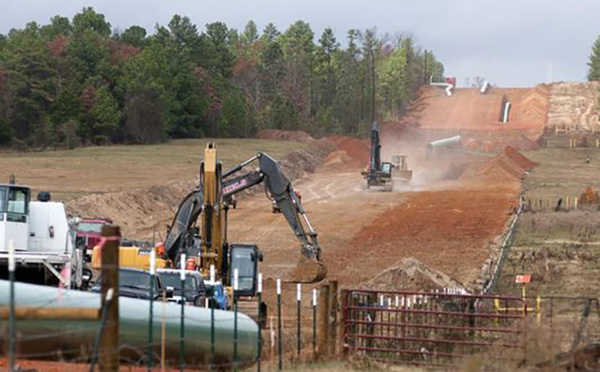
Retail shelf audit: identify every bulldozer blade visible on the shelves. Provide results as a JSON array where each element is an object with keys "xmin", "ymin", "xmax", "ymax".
[
  {"xmin": 397, "ymin": 170, "xmax": 413, "ymax": 181},
  {"xmin": 287, "ymin": 257, "xmax": 327, "ymax": 283}
]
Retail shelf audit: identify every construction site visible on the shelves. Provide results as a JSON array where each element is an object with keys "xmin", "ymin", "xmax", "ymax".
[{"xmin": 2, "ymin": 81, "xmax": 600, "ymax": 372}]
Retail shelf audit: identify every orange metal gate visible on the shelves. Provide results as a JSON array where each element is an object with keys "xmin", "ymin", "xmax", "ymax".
[{"xmin": 342, "ymin": 290, "xmax": 527, "ymax": 368}]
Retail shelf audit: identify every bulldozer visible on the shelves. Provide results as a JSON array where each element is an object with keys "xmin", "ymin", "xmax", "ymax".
[
  {"xmin": 362, "ymin": 121, "xmax": 412, "ymax": 191},
  {"xmin": 391, "ymin": 154, "xmax": 413, "ymax": 182}
]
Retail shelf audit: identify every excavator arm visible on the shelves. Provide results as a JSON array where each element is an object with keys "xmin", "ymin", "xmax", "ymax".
[
  {"xmin": 221, "ymin": 152, "xmax": 323, "ymax": 263},
  {"xmin": 164, "ymin": 187, "xmax": 204, "ymax": 262}
]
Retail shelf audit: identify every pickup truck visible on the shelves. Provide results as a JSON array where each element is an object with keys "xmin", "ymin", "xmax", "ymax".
[
  {"xmin": 157, "ymin": 269, "xmax": 207, "ymax": 306},
  {"xmin": 91, "ymin": 268, "xmax": 172, "ymax": 301},
  {"xmin": 204, "ymin": 280, "xmax": 229, "ymax": 310}
]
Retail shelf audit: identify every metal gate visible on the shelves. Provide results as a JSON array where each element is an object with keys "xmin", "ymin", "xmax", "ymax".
[{"xmin": 342, "ymin": 290, "xmax": 527, "ymax": 368}]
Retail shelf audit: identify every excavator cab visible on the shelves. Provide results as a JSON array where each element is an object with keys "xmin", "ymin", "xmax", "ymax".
[{"xmin": 229, "ymin": 244, "xmax": 263, "ymax": 297}]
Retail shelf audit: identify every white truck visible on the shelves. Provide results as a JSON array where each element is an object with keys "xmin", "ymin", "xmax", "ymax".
[{"xmin": 0, "ymin": 182, "xmax": 83, "ymax": 288}]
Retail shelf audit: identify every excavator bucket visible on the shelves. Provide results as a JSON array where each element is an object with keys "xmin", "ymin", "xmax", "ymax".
[{"xmin": 288, "ymin": 257, "xmax": 327, "ymax": 283}]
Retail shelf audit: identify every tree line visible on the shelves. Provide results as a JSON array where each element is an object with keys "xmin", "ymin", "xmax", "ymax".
[{"xmin": 0, "ymin": 7, "xmax": 445, "ymax": 148}]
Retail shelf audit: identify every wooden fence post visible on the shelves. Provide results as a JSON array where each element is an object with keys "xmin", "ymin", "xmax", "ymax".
[
  {"xmin": 328, "ymin": 280, "xmax": 338, "ymax": 358},
  {"xmin": 100, "ymin": 225, "xmax": 120, "ymax": 372},
  {"xmin": 317, "ymin": 283, "xmax": 330, "ymax": 359},
  {"xmin": 338, "ymin": 289, "xmax": 348, "ymax": 356}
]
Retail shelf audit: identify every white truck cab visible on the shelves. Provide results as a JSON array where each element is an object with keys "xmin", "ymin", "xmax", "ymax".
[{"xmin": 0, "ymin": 183, "xmax": 79, "ymax": 287}]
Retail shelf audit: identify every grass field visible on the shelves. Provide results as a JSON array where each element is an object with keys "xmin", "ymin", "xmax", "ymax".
[
  {"xmin": 0, "ymin": 138, "xmax": 309, "ymax": 201},
  {"xmin": 521, "ymin": 147, "xmax": 600, "ymax": 202},
  {"xmin": 498, "ymin": 146, "xmax": 600, "ymax": 298}
]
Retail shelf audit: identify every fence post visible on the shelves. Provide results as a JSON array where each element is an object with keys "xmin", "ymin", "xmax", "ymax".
[
  {"xmin": 8, "ymin": 240, "xmax": 15, "ymax": 372},
  {"xmin": 210, "ymin": 265, "xmax": 216, "ymax": 371},
  {"xmin": 233, "ymin": 269, "xmax": 239, "ymax": 372},
  {"xmin": 317, "ymin": 283, "xmax": 330, "ymax": 359},
  {"xmin": 312, "ymin": 289, "xmax": 317, "ymax": 359},
  {"xmin": 210, "ymin": 291, "xmax": 215, "ymax": 371},
  {"xmin": 328, "ymin": 280, "xmax": 339, "ymax": 357},
  {"xmin": 338, "ymin": 289, "xmax": 348, "ymax": 356},
  {"xmin": 147, "ymin": 248, "xmax": 156, "ymax": 371},
  {"xmin": 100, "ymin": 226, "xmax": 120, "ymax": 372},
  {"xmin": 277, "ymin": 278, "xmax": 283, "ymax": 371},
  {"xmin": 257, "ymin": 273, "xmax": 262, "ymax": 372},
  {"xmin": 179, "ymin": 253, "xmax": 186, "ymax": 372},
  {"xmin": 296, "ymin": 283, "xmax": 302, "ymax": 358}
]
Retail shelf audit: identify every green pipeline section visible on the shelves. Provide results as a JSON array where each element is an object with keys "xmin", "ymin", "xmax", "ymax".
[{"xmin": 0, "ymin": 280, "xmax": 258, "ymax": 368}]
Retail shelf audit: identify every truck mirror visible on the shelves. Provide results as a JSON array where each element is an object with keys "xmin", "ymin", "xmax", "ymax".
[{"xmin": 166, "ymin": 286, "xmax": 175, "ymax": 299}]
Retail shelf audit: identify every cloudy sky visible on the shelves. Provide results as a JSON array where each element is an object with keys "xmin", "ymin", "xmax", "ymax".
[{"xmin": 2, "ymin": 0, "xmax": 598, "ymax": 87}]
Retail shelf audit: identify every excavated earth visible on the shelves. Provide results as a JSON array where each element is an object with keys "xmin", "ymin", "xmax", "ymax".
[
  {"xmin": 6, "ymin": 86, "xmax": 551, "ymax": 370},
  {"xmin": 66, "ymin": 87, "xmax": 542, "ymax": 294}
]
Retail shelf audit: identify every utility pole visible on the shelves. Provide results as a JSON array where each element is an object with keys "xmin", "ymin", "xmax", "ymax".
[{"xmin": 100, "ymin": 226, "xmax": 120, "ymax": 372}]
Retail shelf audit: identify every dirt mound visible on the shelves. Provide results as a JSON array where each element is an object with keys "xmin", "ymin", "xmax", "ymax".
[
  {"xmin": 463, "ymin": 146, "xmax": 537, "ymax": 181},
  {"xmin": 363, "ymin": 257, "xmax": 465, "ymax": 292},
  {"xmin": 256, "ymin": 129, "xmax": 314, "ymax": 142},
  {"xmin": 506, "ymin": 134, "xmax": 540, "ymax": 151},
  {"xmin": 326, "ymin": 136, "xmax": 370, "ymax": 164},
  {"xmin": 67, "ymin": 179, "xmax": 196, "ymax": 239},
  {"xmin": 323, "ymin": 150, "xmax": 355, "ymax": 168},
  {"xmin": 279, "ymin": 147, "xmax": 327, "ymax": 181}
]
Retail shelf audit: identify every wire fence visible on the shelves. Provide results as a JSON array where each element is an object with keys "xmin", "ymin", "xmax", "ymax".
[{"xmin": 0, "ymin": 265, "xmax": 322, "ymax": 372}]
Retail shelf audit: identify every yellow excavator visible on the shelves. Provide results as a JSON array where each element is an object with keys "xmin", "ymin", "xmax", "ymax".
[
  {"xmin": 94, "ymin": 143, "xmax": 326, "ymax": 297},
  {"xmin": 163, "ymin": 142, "xmax": 326, "ymax": 293}
]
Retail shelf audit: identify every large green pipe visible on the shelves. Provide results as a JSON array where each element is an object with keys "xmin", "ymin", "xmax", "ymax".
[{"xmin": 0, "ymin": 280, "xmax": 258, "ymax": 368}]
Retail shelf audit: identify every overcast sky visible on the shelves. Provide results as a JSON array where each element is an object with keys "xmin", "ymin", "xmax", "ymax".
[{"xmin": 2, "ymin": 0, "xmax": 599, "ymax": 87}]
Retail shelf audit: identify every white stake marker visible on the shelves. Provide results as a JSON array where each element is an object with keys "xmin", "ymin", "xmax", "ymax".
[
  {"xmin": 257, "ymin": 273, "xmax": 263, "ymax": 294},
  {"xmin": 180, "ymin": 254, "xmax": 186, "ymax": 280},
  {"xmin": 8, "ymin": 240, "xmax": 15, "ymax": 272}
]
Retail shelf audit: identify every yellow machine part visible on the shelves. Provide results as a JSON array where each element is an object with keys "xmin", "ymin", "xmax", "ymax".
[
  {"xmin": 200, "ymin": 142, "xmax": 225, "ymax": 278},
  {"xmin": 91, "ymin": 246, "xmax": 169, "ymax": 270}
]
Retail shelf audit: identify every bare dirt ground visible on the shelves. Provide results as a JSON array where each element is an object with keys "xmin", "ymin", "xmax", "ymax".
[
  {"xmin": 406, "ymin": 86, "xmax": 548, "ymax": 132},
  {"xmin": 547, "ymin": 82, "xmax": 600, "ymax": 132}
]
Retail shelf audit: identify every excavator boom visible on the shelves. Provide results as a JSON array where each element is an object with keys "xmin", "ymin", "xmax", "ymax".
[
  {"xmin": 163, "ymin": 145, "xmax": 326, "ymax": 284},
  {"xmin": 222, "ymin": 152, "xmax": 326, "ymax": 283}
]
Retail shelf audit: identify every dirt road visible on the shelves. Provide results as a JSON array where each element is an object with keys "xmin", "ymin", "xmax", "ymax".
[{"xmin": 228, "ymin": 150, "xmax": 520, "ymax": 289}]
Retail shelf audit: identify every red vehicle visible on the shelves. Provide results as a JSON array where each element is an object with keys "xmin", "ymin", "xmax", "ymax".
[
  {"xmin": 445, "ymin": 76, "xmax": 457, "ymax": 86},
  {"xmin": 75, "ymin": 217, "xmax": 112, "ymax": 260}
]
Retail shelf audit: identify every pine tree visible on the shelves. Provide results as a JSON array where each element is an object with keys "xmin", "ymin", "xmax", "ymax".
[{"xmin": 588, "ymin": 36, "xmax": 600, "ymax": 81}]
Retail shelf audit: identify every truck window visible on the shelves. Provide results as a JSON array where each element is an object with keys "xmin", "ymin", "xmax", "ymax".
[
  {"xmin": 78, "ymin": 222, "xmax": 104, "ymax": 233},
  {"xmin": 6, "ymin": 187, "xmax": 28, "ymax": 222},
  {"xmin": 160, "ymin": 272, "xmax": 197, "ymax": 290},
  {"xmin": 0, "ymin": 187, "xmax": 6, "ymax": 213}
]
